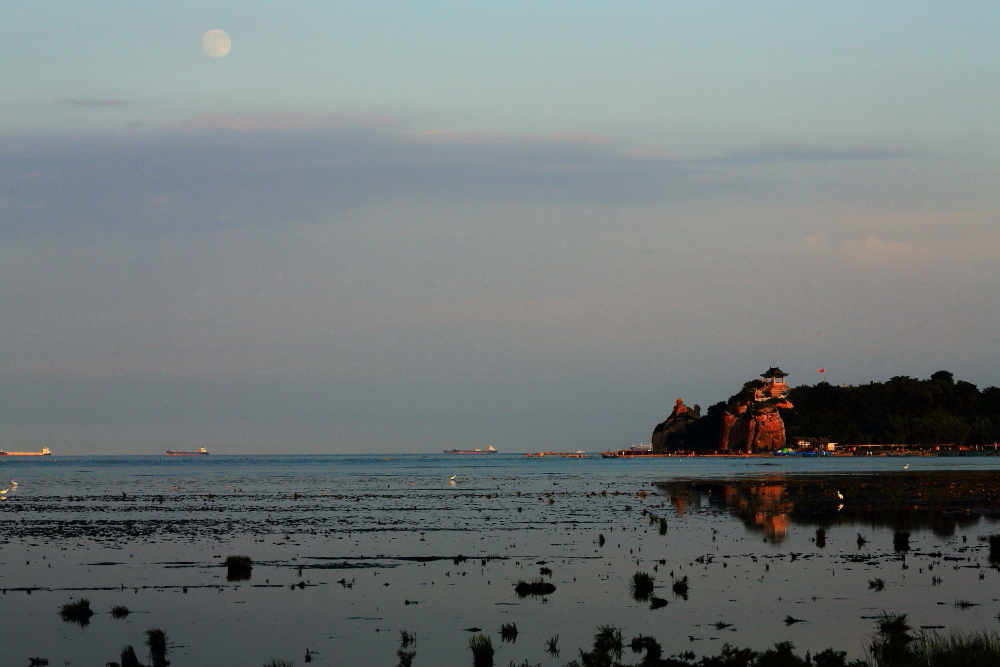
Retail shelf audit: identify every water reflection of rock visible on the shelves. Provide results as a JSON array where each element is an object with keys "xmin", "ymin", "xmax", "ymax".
[{"xmin": 656, "ymin": 471, "xmax": 1000, "ymax": 541}]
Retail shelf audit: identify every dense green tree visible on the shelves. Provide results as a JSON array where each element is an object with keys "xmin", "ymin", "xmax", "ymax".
[{"xmin": 782, "ymin": 371, "xmax": 999, "ymax": 446}]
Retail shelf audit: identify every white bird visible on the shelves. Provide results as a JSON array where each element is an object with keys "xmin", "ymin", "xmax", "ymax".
[
  {"xmin": 8, "ymin": 480, "xmax": 18, "ymax": 487},
  {"xmin": 902, "ymin": 464, "xmax": 909, "ymax": 469},
  {"xmin": 449, "ymin": 475, "xmax": 457, "ymax": 481},
  {"xmin": 835, "ymin": 490, "xmax": 844, "ymax": 500},
  {"xmin": 0, "ymin": 487, "xmax": 9, "ymax": 495}
]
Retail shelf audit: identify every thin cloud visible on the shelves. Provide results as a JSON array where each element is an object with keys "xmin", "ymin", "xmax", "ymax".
[
  {"xmin": 176, "ymin": 112, "xmax": 395, "ymax": 132},
  {"xmin": 0, "ymin": 118, "xmax": 736, "ymax": 235},
  {"xmin": 0, "ymin": 115, "xmax": 920, "ymax": 237},
  {"xmin": 727, "ymin": 143, "xmax": 919, "ymax": 164},
  {"xmin": 54, "ymin": 98, "xmax": 129, "ymax": 108}
]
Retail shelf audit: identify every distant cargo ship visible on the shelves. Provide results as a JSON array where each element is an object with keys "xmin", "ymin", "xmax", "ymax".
[
  {"xmin": 165, "ymin": 447, "xmax": 210, "ymax": 456},
  {"xmin": 0, "ymin": 447, "xmax": 52, "ymax": 456},
  {"xmin": 444, "ymin": 446, "xmax": 497, "ymax": 454}
]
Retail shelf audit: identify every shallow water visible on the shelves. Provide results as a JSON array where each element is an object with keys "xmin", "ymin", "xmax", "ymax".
[{"xmin": 2, "ymin": 454, "xmax": 1000, "ymax": 665}]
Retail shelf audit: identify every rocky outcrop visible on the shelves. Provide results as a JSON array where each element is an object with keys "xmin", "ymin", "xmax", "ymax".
[
  {"xmin": 719, "ymin": 371, "xmax": 794, "ymax": 452},
  {"xmin": 651, "ymin": 398, "xmax": 700, "ymax": 452},
  {"xmin": 720, "ymin": 399, "xmax": 793, "ymax": 453},
  {"xmin": 652, "ymin": 369, "xmax": 794, "ymax": 454}
]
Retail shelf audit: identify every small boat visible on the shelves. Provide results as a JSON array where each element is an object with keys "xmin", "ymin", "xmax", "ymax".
[
  {"xmin": 165, "ymin": 447, "xmax": 210, "ymax": 456},
  {"xmin": 0, "ymin": 447, "xmax": 52, "ymax": 456},
  {"xmin": 444, "ymin": 446, "xmax": 497, "ymax": 454}
]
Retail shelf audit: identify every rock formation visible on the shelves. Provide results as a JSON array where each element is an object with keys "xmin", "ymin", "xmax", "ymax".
[
  {"xmin": 651, "ymin": 368, "xmax": 794, "ymax": 454},
  {"xmin": 720, "ymin": 401, "xmax": 793, "ymax": 453},
  {"xmin": 720, "ymin": 368, "xmax": 793, "ymax": 453},
  {"xmin": 651, "ymin": 398, "xmax": 700, "ymax": 452}
]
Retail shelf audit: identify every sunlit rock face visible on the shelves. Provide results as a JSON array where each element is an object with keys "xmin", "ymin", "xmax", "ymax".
[
  {"xmin": 719, "ymin": 367, "xmax": 793, "ymax": 453},
  {"xmin": 722, "ymin": 403, "xmax": 793, "ymax": 453},
  {"xmin": 651, "ymin": 398, "xmax": 700, "ymax": 452}
]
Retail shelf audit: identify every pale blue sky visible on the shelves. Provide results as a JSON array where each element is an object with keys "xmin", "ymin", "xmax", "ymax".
[{"xmin": 1, "ymin": 2, "xmax": 998, "ymax": 452}]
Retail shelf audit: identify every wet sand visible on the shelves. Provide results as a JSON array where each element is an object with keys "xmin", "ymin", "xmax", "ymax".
[{"xmin": 3, "ymin": 466, "xmax": 1000, "ymax": 665}]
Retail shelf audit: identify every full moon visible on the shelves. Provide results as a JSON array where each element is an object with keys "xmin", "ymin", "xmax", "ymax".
[{"xmin": 202, "ymin": 29, "xmax": 231, "ymax": 58}]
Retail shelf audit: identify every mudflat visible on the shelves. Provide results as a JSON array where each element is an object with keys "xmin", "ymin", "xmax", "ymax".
[{"xmin": 2, "ymin": 458, "xmax": 1000, "ymax": 665}]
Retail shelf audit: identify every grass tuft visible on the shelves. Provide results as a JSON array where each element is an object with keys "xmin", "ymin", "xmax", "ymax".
[
  {"xmin": 629, "ymin": 571, "xmax": 655, "ymax": 602},
  {"xmin": 120, "ymin": 646, "xmax": 140, "ymax": 667},
  {"xmin": 395, "ymin": 648, "xmax": 416, "ymax": 667},
  {"xmin": 145, "ymin": 628, "xmax": 169, "ymax": 667},
  {"xmin": 468, "ymin": 634, "xmax": 495, "ymax": 667},
  {"xmin": 59, "ymin": 598, "xmax": 94, "ymax": 626},
  {"xmin": 672, "ymin": 575, "xmax": 689, "ymax": 599},
  {"xmin": 545, "ymin": 634, "xmax": 560, "ymax": 657},
  {"xmin": 514, "ymin": 578, "xmax": 556, "ymax": 597}
]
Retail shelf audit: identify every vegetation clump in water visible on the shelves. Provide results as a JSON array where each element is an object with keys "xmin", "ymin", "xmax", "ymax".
[
  {"xmin": 468, "ymin": 633, "xmax": 495, "ymax": 667},
  {"xmin": 59, "ymin": 598, "xmax": 94, "ymax": 626},
  {"xmin": 119, "ymin": 645, "xmax": 140, "ymax": 667},
  {"xmin": 514, "ymin": 578, "xmax": 556, "ymax": 597},
  {"xmin": 110, "ymin": 605, "xmax": 131, "ymax": 619},
  {"xmin": 500, "ymin": 622, "xmax": 518, "ymax": 642},
  {"xmin": 671, "ymin": 576, "xmax": 689, "ymax": 600},
  {"xmin": 145, "ymin": 628, "xmax": 169, "ymax": 667},
  {"xmin": 396, "ymin": 630, "xmax": 416, "ymax": 667},
  {"xmin": 629, "ymin": 571, "xmax": 655, "ymax": 602}
]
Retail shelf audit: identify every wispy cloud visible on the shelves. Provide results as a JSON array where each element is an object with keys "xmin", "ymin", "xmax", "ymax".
[
  {"xmin": 175, "ymin": 112, "xmax": 395, "ymax": 132},
  {"xmin": 727, "ymin": 143, "xmax": 919, "ymax": 164},
  {"xmin": 54, "ymin": 98, "xmax": 129, "ymax": 108},
  {"xmin": 0, "ymin": 114, "xmax": 920, "ymax": 238},
  {"xmin": 0, "ymin": 116, "xmax": 731, "ymax": 235}
]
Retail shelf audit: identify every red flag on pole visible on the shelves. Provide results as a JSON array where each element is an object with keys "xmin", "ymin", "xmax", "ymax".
[{"xmin": 818, "ymin": 368, "xmax": 825, "ymax": 373}]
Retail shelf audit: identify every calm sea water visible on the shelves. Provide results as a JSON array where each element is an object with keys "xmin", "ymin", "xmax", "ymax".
[
  {"xmin": 7, "ymin": 451, "xmax": 1000, "ymax": 490},
  {"xmin": 2, "ymin": 453, "xmax": 1000, "ymax": 666}
]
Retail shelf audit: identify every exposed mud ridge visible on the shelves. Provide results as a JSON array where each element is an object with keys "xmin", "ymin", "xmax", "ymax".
[{"xmin": 0, "ymin": 490, "xmax": 616, "ymax": 543}]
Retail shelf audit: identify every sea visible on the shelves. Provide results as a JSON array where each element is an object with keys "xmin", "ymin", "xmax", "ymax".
[{"xmin": 2, "ymin": 453, "xmax": 1000, "ymax": 666}]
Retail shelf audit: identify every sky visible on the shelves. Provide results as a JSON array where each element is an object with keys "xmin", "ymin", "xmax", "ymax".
[{"xmin": 1, "ymin": 2, "xmax": 998, "ymax": 454}]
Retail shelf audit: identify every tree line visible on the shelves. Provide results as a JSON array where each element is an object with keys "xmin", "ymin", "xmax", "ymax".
[
  {"xmin": 663, "ymin": 370, "xmax": 1000, "ymax": 451},
  {"xmin": 783, "ymin": 370, "xmax": 1000, "ymax": 447}
]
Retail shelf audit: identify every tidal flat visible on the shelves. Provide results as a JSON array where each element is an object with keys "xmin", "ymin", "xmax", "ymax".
[{"xmin": 2, "ymin": 455, "xmax": 1000, "ymax": 665}]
